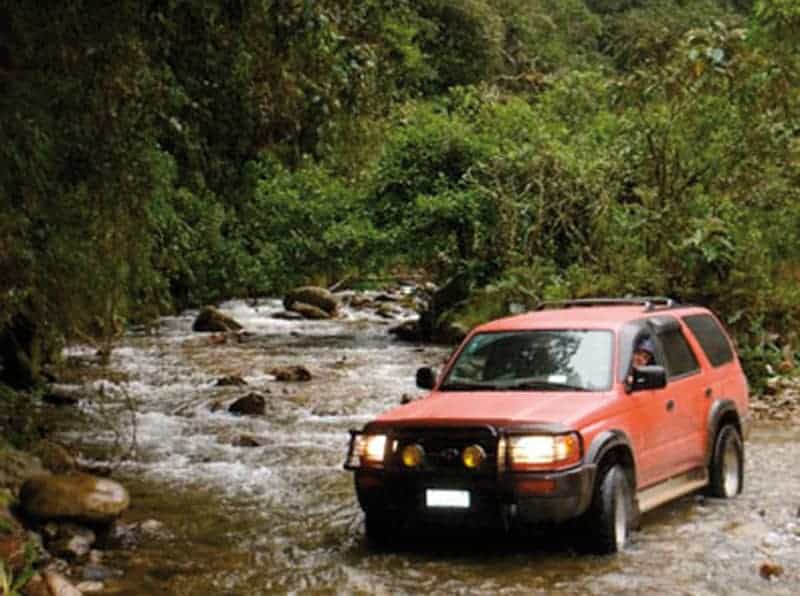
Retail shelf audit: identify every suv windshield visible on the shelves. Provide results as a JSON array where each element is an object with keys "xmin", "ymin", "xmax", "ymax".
[{"xmin": 440, "ymin": 330, "xmax": 614, "ymax": 392}]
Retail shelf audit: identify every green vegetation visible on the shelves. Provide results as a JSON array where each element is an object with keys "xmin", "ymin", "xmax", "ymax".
[{"xmin": 1, "ymin": 0, "xmax": 799, "ymax": 389}]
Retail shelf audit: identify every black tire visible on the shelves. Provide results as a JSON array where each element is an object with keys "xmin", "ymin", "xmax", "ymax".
[
  {"xmin": 364, "ymin": 510, "xmax": 400, "ymax": 547},
  {"xmin": 587, "ymin": 464, "xmax": 633, "ymax": 554},
  {"xmin": 706, "ymin": 424, "xmax": 744, "ymax": 498}
]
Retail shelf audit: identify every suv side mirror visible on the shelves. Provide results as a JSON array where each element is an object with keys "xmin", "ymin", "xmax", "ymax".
[
  {"xmin": 416, "ymin": 366, "xmax": 437, "ymax": 390},
  {"xmin": 630, "ymin": 365, "xmax": 667, "ymax": 391}
]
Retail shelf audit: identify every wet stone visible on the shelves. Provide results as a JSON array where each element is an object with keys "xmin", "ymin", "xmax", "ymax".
[
  {"xmin": 192, "ymin": 306, "xmax": 243, "ymax": 333},
  {"xmin": 215, "ymin": 375, "xmax": 247, "ymax": 387},
  {"xmin": 76, "ymin": 581, "xmax": 105, "ymax": 594},
  {"xmin": 270, "ymin": 365, "xmax": 312, "ymax": 382},
  {"xmin": 228, "ymin": 393, "xmax": 267, "ymax": 416},
  {"xmin": 20, "ymin": 474, "xmax": 130, "ymax": 523},
  {"xmin": 759, "ymin": 561, "xmax": 784, "ymax": 580},
  {"xmin": 81, "ymin": 563, "xmax": 121, "ymax": 582},
  {"xmin": 233, "ymin": 434, "xmax": 264, "ymax": 447},
  {"xmin": 46, "ymin": 522, "xmax": 96, "ymax": 561}
]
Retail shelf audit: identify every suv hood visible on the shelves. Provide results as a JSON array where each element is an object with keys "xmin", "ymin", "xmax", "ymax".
[{"xmin": 376, "ymin": 390, "xmax": 614, "ymax": 428}]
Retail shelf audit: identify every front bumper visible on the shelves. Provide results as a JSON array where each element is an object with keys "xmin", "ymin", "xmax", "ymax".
[{"xmin": 354, "ymin": 462, "xmax": 597, "ymax": 527}]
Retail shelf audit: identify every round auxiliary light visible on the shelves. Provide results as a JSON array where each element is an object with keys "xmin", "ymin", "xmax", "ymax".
[
  {"xmin": 401, "ymin": 444, "xmax": 425, "ymax": 468},
  {"xmin": 462, "ymin": 445, "xmax": 486, "ymax": 469}
]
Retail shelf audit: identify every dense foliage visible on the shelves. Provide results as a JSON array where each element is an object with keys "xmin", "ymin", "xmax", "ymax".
[{"xmin": 1, "ymin": 0, "xmax": 799, "ymax": 388}]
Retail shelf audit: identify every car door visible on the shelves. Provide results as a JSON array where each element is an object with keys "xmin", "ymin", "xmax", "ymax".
[
  {"xmin": 653, "ymin": 318, "xmax": 706, "ymax": 474},
  {"xmin": 628, "ymin": 328, "xmax": 684, "ymax": 486}
]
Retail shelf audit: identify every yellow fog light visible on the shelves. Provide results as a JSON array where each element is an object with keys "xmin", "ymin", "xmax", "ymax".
[
  {"xmin": 462, "ymin": 445, "xmax": 486, "ymax": 469},
  {"xmin": 401, "ymin": 444, "xmax": 425, "ymax": 468}
]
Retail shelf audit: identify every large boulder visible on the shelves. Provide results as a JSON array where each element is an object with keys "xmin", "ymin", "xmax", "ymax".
[
  {"xmin": 19, "ymin": 474, "xmax": 130, "ymax": 523},
  {"xmin": 283, "ymin": 287, "xmax": 338, "ymax": 317},
  {"xmin": 192, "ymin": 307, "xmax": 243, "ymax": 333}
]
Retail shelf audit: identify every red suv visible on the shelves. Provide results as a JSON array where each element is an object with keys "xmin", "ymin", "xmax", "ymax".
[{"xmin": 344, "ymin": 298, "xmax": 750, "ymax": 553}]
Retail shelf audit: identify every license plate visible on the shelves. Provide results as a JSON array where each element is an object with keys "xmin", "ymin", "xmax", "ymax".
[{"xmin": 425, "ymin": 489, "xmax": 470, "ymax": 508}]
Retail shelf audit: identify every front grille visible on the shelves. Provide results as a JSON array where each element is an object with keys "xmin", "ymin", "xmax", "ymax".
[{"xmin": 387, "ymin": 426, "xmax": 498, "ymax": 475}]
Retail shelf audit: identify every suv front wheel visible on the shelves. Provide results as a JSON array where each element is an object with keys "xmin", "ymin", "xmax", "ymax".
[{"xmin": 588, "ymin": 464, "xmax": 633, "ymax": 554}]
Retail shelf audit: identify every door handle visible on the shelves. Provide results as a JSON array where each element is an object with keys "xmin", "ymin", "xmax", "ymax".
[
  {"xmin": 705, "ymin": 387, "xmax": 712, "ymax": 398},
  {"xmin": 666, "ymin": 400, "xmax": 675, "ymax": 412}
]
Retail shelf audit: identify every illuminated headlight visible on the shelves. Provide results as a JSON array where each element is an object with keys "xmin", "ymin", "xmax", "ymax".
[
  {"xmin": 508, "ymin": 433, "xmax": 581, "ymax": 470},
  {"xmin": 350, "ymin": 434, "xmax": 387, "ymax": 467}
]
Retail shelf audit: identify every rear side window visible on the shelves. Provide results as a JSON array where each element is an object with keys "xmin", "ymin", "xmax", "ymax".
[
  {"xmin": 682, "ymin": 314, "xmax": 734, "ymax": 367},
  {"xmin": 659, "ymin": 328, "xmax": 700, "ymax": 378}
]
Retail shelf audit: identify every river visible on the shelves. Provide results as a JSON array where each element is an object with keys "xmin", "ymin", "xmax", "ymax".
[{"xmin": 55, "ymin": 296, "xmax": 799, "ymax": 595}]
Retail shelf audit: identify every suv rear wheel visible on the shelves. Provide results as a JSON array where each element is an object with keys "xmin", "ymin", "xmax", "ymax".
[
  {"xmin": 588, "ymin": 464, "xmax": 633, "ymax": 554},
  {"xmin": 707, "ymin": 424, "xmax": 743, "ymax": 498}
]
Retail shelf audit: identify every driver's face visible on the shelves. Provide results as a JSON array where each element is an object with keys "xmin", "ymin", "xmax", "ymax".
[{"xmin": 633, "ymin": 350, "xmax": 652, "ymax": 368}]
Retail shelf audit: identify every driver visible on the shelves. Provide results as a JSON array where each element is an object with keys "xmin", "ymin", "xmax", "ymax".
[{"xmin": 633, "ymin": 338, "xmax": 655, "ymax": 368}]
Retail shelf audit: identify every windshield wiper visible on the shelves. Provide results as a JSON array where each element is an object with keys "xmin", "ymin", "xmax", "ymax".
[
  {"xmin": 503, "ymin": 380, "xmax": 589, "ymax": 392},
  {"xmin": 439, "ymin": 381, "xmax": 500, "ymax": 391}
]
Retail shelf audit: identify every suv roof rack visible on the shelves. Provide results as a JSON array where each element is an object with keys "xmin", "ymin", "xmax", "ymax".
[{"xmin": 536, "ymin": 297, "xmax": 679, "ymax": 312}]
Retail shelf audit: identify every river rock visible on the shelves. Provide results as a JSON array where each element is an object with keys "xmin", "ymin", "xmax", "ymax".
[
  {"xmin": 32, "ymin": 440, "xmax": 77, "ymax": 474},
  {"xmin": 289, "ymin": 302, "xmax": 331, "ymax": 320},
  {"xmin": 228, "ymin": 393, "xmax": 266, "ymax": 416},
  {"xmin": 45, "ymin": 522, "xmax": 96, "ymax": 561},
  {"xmin": 216, "ymin": 375, "xmax": 247, "ymax": 387},
  {"xmin": 271, "ymin": 310, "xmax": 305, "ymax": 320},
  {"xmin": 42, "ymin": 387, "xmax": 81, "ymax": 406},
  {"xmin": 232, "ymin": 434, "xmax": 264, "ymax": 447},
  {"xmin": 20, "ymin": 474, "xmax": 130, "ymax": 523},
  {"xmin": 284, "ymin": 286, "xmax": 339, "ymax": 316},
  {"xmin": 24, "ymin": 571, "xmax": 83, "ymax": 596},
  {"xmin": 759, "ymin": 561, "xmax": 783, "ymax": 580},
  {"xmin": 389, "ymin": 321, "xmax": 422, "ymax": 342},
  {"xmin": 76, "ymin": 581, "xmax": 105, "ymax": 594},
  {"xmin": 269, "ymin": 365, "xmax": 312, "ymax": 382},
  {"xmin": 0, "ymin": 445, "xmax": 45, "ymax": 494},
  {"xmin": 376, "ymin": 303, "xmax": 400, "ymax": 319},
  {"xmin": 192, "ymin": 307, "xmax": 243, "ymax": 333}
]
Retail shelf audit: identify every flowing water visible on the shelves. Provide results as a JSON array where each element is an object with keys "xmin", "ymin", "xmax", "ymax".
[{"xmin": 56, "ymin": 296, "xmax": 800, "ymax": 595}]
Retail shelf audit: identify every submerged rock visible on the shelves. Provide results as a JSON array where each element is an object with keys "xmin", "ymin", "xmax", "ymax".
[
  {"xmin": 20, "ymin": 474, "xmax": 130, "ymax": 523},
  {"xmin": 228, "ymin": 393, "xmax": 267, "ymax": 416},
  {"xmin": 215, "ymin": 375, "xmax": 247, "ymax": 387},
  {"xmin": 289, "ymin": 302, "xmax": 331, "ymax": 320},
  {"xmin": 232, "ymin": 434, "xmax": 265, "ymax": 447},
  {"xmin": 284, "ymin": 286, "xmax": 338, "ymax": 316},
  {"xmin": 389, "ymin": 321, "xmax": 422, "ymax": 342},
  {"xmin": 192, "ymin": 307, "xmax": 243, "ymax": 333},
  {"xmin": 271, "ymin": 310, "xmax": 305, "ymax": 320},
  {"xmin": 269, "ymin": 366, "xmax": 312, "ymax": 382}
]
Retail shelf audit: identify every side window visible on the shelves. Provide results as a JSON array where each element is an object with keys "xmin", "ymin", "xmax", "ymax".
[
  {"xmin": 682, "ymin": 314, "xmax": 734, "ymax": 368},
  {"xmin": 659, "ymin": 328, "xmax": 700, "ymax": 378}
]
